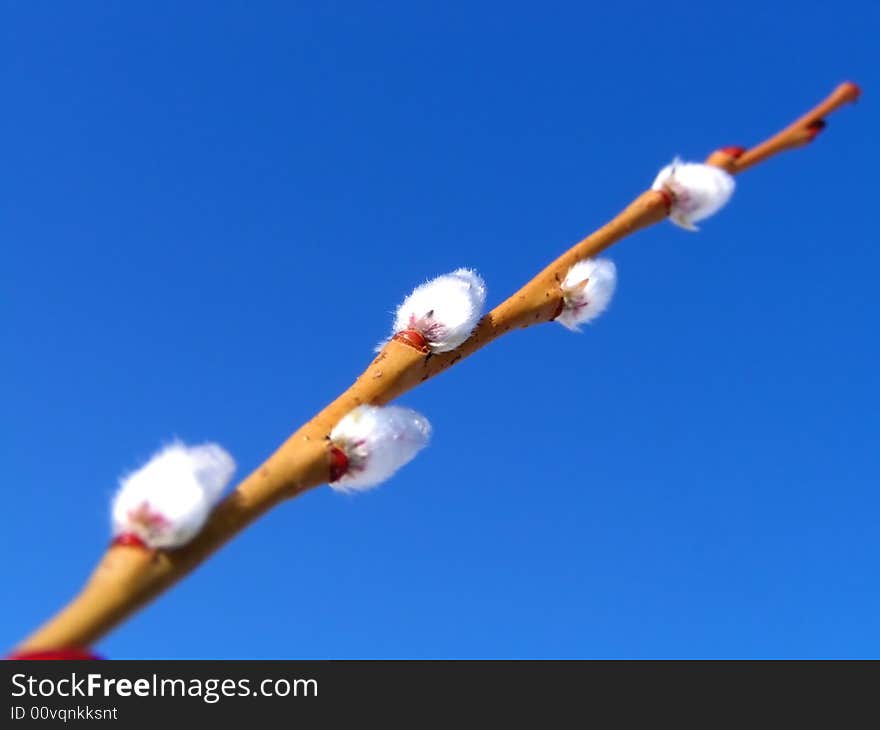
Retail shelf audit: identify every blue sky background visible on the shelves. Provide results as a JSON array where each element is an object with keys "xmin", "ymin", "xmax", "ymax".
[{"xmin": 3, "ymin": 1, "xmax": 877, "ymax": 659}]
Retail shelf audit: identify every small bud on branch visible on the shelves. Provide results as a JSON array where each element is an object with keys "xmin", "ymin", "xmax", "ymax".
[
  {"xmin": 555, "ymin": 258, "xmax": 618, "ymax": 332},
  {"xmin": 112, "ymin": 443, "xmax": 236, "ymax": 549},
  {"xmin": 389, "ymin": 269, "xmax": 487, "ymax": 353},
  {"xmin": 651, "ymin": 158, "xmax": 736, "ymax": 231},
  {"xmin": 329, "ymin": 405, "xmax": 432, "ymax": 491}
]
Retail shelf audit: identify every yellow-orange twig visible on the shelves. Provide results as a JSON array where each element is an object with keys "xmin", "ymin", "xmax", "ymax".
[{"xmin": 15, "ymin": 81, "xmax": 860, "ymax": 654}]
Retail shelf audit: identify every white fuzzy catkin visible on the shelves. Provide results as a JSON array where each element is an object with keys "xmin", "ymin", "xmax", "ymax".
[
  {"xmin": 389, "ymin": 268, "xmax": 487, "ymax": 352},
  {"xmin": 112, "ymin": 442, "xmax": 236, "ymax": 549},
  {"xmin": 651, "ymin": 158, "xmax": 735, "ymax": 231},
  {"xmin": 555, "ymin": 258, "xmax": 617, "ymax": 331},
  {"xmin": 329, "ymin": 405, "xmax": 432, "ymax": 492}
]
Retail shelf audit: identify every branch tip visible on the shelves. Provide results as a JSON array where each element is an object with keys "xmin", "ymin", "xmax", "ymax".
[{"xmin": 839, "ymin": 81, "xmax": 861, "ymax": 103}]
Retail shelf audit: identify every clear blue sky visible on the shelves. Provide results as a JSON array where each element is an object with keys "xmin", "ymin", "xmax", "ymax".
[{"xmin": 3, "ymin": 1, "xmax": 877, "ymax": 659}]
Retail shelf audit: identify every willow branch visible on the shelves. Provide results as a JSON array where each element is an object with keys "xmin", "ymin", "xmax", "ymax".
[{"xmin": 15, "ymin": 81, "xmax": 860, "ymax": 654}]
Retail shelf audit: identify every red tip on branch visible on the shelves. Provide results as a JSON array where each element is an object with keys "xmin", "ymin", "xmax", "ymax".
[
  {"xmin": 8, "ymin": 649, "xmax": 102, "ymax": 661},
  {"xmin": 805, "ymin": 119, "xmax": 827, "ymax": 141},
  {"xmin": 392, "ymin": 329, "xmax": 429, "ymax": 353},
  {"xmin": 328, "ymin": 446, "xmax": 349, "ymax": 482},
  {"xmin": 655, "ymin": 188, "xmax": 674, "ymax": 213},
  {"xmin": 111, "ymin": 533, "xmax": 149, "ymax": 550}
]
